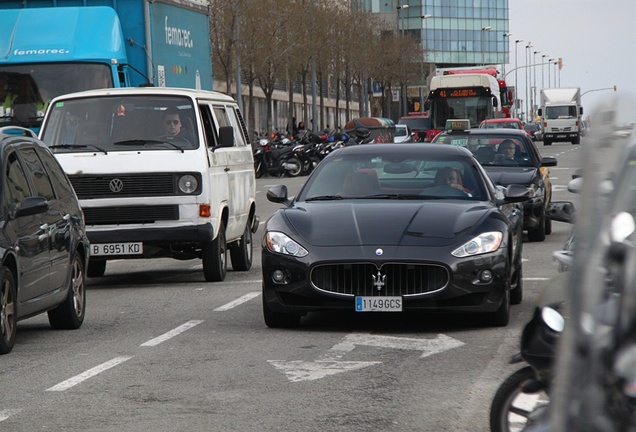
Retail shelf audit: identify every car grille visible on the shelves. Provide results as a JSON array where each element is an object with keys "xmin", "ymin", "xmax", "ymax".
[
  {"xmin": 310, "ymin": 262, "xmax": 449, "ymax": 296},
  {"xmin": 69, "ymin": 174, "xmax": 178, "ymax": 199},
  {"xmin": 83, "ymin": 205, "xmax": 179, "ymax": 225}
]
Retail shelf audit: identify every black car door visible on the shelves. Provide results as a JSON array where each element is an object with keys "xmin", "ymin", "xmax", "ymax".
[
  {"xmin": 18, "ymin": 147, "xmax": 72, "ymax": 293},
  {"xmin": 4, "ymin": 150, "xmax": 50, "ymax": 304}
]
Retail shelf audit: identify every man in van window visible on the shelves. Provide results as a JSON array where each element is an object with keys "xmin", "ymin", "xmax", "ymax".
[{"xmin": 162, "ymin": 108, "xmax": 195, "ymax": 143}]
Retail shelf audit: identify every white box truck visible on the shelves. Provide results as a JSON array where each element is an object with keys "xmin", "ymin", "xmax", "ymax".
[{"xmin": 538, "ymin": 88, "xmax": 583, "ymax": 145}]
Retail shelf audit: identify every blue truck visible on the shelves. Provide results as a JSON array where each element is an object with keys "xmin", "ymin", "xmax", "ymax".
[{"xmin": 0, "ymin": 0, "xmax": 213, "ymax": 129}]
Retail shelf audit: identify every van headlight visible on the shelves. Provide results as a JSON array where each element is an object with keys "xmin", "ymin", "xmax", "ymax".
[{"xmin": 178, "ymin": 175, "xmax": 198, "ymax": 194}]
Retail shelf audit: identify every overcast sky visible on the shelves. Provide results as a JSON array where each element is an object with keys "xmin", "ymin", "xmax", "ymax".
[{"xmin": 508, "ymin": 0, "xmax": 635, "ymax": 116}]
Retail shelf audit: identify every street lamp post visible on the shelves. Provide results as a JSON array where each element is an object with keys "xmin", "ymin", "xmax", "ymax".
[
  {"xmin": 525, "ymin": 42, "xmax": 532, "ymax": 121},
  {"xmin": 532, "ymin": 50, "xmax": 540, "ymax": 120},
  {"xmin": 548, "ymin": 59, "xmax": 555, "ymax": 88},
  {"xmin": 502, "ymin": 33, "xmax": 512, "ymax": 75},
  {"xmin": 395, "ymin": 3, "xmax": 410, "ymax": 118},
  {"xmin": 418, "ymin": 14, "xmax": 432, "ymax": 112},
  {"xmin": 515, "ymin": 39, "xmax": 523, "ymax": 119},
  {"xmin": 541, "ymin": 54, "xmax": 549, "ymax": 90},
  {"xmin": 481, "ymin": 26, "xmax": 491, "ymax": 65}
]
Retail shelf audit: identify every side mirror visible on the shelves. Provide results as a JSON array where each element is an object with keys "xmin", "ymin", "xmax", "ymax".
[
  {"xmin": 218, "ymin": 126, "xmax": 234, "ymax": 148},
  {"xmin": 540, "ymin": 156, "xmax": 558, "ymax": 167},
  {"xmin": 15, "ymin": 196, "xmax": 48, "ymax": 218},
  {"xmin": 266, "ymin": 184, "xmax": 292, "ymax": 206},
  {"xmin": 538, "ymin": 108, "xmax": 543, "ymax": 117}
]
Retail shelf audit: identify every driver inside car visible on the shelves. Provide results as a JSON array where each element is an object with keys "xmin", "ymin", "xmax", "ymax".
[{"xmin": 161, "ymin": 108, "xmax": 195, "ymax": 143}]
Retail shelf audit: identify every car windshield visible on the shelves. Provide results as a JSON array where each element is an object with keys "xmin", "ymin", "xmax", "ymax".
[
  {"xmin": 395, "ymin": 127, "xmax": 408, "ymax": 137},
  {"xmin": 298, "ymin": 152, "xmax": 486, "ymax": 201},
  {"xmin": 433, "ymin": 134, "xmax": 534, "ymax": 167},
  {"xmin": 40, "ymin": 95, "xmax": 199, "ymax": 152}
]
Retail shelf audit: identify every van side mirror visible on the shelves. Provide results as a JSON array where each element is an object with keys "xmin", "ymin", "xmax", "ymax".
[
  {"xmin": 218, "ymin": 126, "xmax": 234, "ymax": 148},
  {"xmin": 538, "ymin": 108, "xmax": 543, "ymax": 117}
]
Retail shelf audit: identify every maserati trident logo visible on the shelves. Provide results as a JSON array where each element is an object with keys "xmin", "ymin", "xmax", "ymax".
[
  {"xmin": 109, "ymin": 178, "xmax": 124, "ymax": 193},
  {"xmin": 372, "ymin": 270, "xmax": 386, "ymax": 291}
]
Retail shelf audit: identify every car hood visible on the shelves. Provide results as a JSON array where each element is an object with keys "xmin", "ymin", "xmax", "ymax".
[
  {"xmin": 281, "ymin": 201, "xmax": 492, "ymax": 247},
  {"xmin": 485, "ymin": 166, "xmax": 537, "ymax": 186}
]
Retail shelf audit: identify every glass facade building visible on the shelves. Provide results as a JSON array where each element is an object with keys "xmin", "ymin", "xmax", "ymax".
[{"xmin": 354, "ymin": 0, "xmax": 510, "ymax": 67}]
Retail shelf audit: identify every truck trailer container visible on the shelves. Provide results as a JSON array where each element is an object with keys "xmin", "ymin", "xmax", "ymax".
[{"xmin": 0, "ymin": 0, "xmax": 213, "ymax": 129}]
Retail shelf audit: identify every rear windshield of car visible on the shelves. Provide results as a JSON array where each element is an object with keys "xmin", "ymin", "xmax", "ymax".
[{"xmin": 434, "ymin": 134, "xmax": 533, "ymax": 167}]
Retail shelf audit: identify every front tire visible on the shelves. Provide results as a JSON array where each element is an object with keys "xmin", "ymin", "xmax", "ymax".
[
  {"xmin": 490, "ymin": 366, "xmax": 548, "ymax": 432},
  {"xmin": 527, "ymin": 212, "xmax": 546, "ymax": 242},
  {"xmin": 285, "ymin": 157, "xmax": 302, "ymax": 177},
  {"xmin": 511, "ymin": 263, "xmax": 523, "ymax": 305},
  {"xmin": 0, "ymin": 268, "xmax": 17, "ymax": 355},
  {"xmin": 230, "ymin": 222, "xmax": 253, "ymax": 271},
  {"xmin": 203, "ymin": 221, "xmax": 227, "ymax": 282},
  {"xmin": 87, "ymin": 260, "xmax": 106, "ymax": 278},
  {"xmin": 263, "ymin": 293, "xmax": 301, "ymax": 328},
  {"xmin": 48, "ymin": 254, "xmax": 86, "ymax": 330},
  {"xmin": 487, "ymin": 287, "xmax": 510, "ymax": 327}
]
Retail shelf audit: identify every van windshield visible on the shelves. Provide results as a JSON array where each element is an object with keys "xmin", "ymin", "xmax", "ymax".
[{"xmin": 40, "ymin": 95, "xmax": 199, "ymax": 152}]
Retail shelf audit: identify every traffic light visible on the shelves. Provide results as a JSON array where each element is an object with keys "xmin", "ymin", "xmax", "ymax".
[{"xmin": 558, "ymin": 57, "xmax": 563, "ymax": 70}]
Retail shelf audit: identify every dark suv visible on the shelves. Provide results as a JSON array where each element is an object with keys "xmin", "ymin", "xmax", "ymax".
[{"xmin": 0, "ymin": 126, "xmax": 89, "ymax": 354}]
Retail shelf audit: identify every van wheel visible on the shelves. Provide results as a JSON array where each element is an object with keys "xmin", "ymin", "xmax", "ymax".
[
  {"xmin": 230, "ymin": 222, "xmax": 253, "ymax": 272},
  {"xmin": 48, "ymin": 254, "xmax": 86, "ymax": 330},
  {"xmin": 203, "ymin": 222, "xmax": 227, "ymax": 282},
  {"xmin": 87, "ymin": 260, "xmax": 106, "ymax": 278},
  {"xmin": 0, "ymin": 268, "xmax": 17, "ymax": 355}
]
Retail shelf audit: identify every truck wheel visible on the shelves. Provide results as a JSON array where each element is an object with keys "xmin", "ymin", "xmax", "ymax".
[
  {"xmin": 543, "ymin": 139, "xmax": 552, "ymax": 146},
  {"xmin": 572, "ymin": 137, "xmax": 580, "ymax": 145},
  {"xmin": 0, "ymin": 268, "xmax": 17, "ymax": 355},
  {"xmin": 48, "ymin": 254, "xmax": 85, "ymax": 330},
  {"xmin": 203, "ymin": 222, "xmax": 227, "ymax": 282},
  {"xmin": 230, "ymin": 222, "xmax": 253, "ymax": 272},
  {"xmin": 87, "ymin": 260, "xmax": 106, "ymax": 278}
]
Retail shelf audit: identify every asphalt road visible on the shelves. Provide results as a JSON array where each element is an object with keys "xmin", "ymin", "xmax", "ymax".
[{"xmin": 0, "ymin": 141, "xmax": 582, "ymax": 432}]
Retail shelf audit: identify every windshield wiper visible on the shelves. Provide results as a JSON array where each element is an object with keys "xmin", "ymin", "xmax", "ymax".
[
  {"xmin": 367, "ymin": 193, "xmax": 433, "ymax": 200},
  {"xmin": 305, "ymin": 195, "xmax": 344, "ymax": 201},
  {"xmin": 48, "ymin": 143, "xmax": 108, "ymax": 155},
  {"xmin": 113, "ymin": 139, "xmax": 185, "ymax": 153}
]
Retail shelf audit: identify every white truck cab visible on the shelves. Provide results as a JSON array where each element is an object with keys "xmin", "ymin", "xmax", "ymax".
[{"xmin": 39, "ymin": 87, "xmax": 258, "ymax": 281}]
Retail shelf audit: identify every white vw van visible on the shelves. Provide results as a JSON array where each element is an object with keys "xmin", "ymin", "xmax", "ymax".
[{"xmin": 39, "ymin": 87, "xmax": 258, "ymax": 282}]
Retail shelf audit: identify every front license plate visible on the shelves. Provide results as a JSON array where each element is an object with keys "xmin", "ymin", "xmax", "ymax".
[
  {"xmin": 91, "ymin": 243, "xmax": 143, "ymax": 256},
  {"xmin": 355, "ymin": 296, "xmax": 402, "ymax": 312},
  {"xmin": 556, "ymin": 134, "xmax": 566, "ymax": 138}
]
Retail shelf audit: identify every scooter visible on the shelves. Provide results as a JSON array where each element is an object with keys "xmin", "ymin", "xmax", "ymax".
[{"xmin": 489, "ymin": 201, "xmax": 574, "ymax": 432}]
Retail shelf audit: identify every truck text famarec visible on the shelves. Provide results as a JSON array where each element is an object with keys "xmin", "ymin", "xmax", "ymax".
[
  {"xmin": 0, "ymin": 0, "xmax": 213, "ymax": 130},
  {"xmin": 424, "ymin": 73, "xmax": 502, "ymax": 141}
]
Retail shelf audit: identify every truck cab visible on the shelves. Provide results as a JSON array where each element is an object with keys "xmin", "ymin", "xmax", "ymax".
[{"xmin": 39, "ymin": 87, "xmax": 258, "ymax": 282}]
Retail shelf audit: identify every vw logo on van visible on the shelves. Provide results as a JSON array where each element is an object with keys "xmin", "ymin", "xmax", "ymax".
[{"xmin": 109, "ymin": 178, "xmax": 124, "ymax": 193}]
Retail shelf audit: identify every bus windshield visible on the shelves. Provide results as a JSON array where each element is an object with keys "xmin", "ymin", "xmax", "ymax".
[{"xmin": 429, "ymin": 95, "xmax": 495, "ymax": 129}]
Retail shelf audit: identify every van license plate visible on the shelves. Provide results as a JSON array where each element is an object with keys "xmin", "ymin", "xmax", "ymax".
[
  {"xmin": 355, "ymin": 296, "xmax": 402, "ymax": 312},
  {"xmin": 91, "ymin": 243, "xmax": 143, "ymax": 256}
]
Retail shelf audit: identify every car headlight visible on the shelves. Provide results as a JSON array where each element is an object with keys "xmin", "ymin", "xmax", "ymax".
[
  {"xmin": 451, "ymin": 232, "xmax": 503, "ymax": 257},
  {"xmin": 178, "ymin": 175, "xmax": 198, "ymax": 194},
  {"xmin": 266, "ymin": 231, "xmax": 309, "ymax": 257}
]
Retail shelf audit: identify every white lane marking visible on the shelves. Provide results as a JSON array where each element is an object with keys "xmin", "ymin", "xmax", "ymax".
[
  {"xmin": 214, "ymin": 292, "xmax": 261, "ymax": 311},
  {"xmin": 525, "ymin": 277, "xmax": 550, "ymax": 281},
  {"xmin": 0, "ymin": 409, "xmax": 22, "ymax": 422},
  {"xmin": 140, "ymin": 320, "xmax": 203, "ymax": 347},
  {"xmin": 46, "ymin": 356, "xmax": 132, "ymax": 392}
]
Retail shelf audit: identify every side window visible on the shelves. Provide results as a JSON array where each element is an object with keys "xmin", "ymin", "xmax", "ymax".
[
  {"xmin": 35, "ymin": 148, "xmax": 75, "ymax": 199},
  {"xmin": 5, "ymin": 152, "xmax": 32, "ymax": 207},
  {"xmin": 228, "ymin": 107, "xmax": 248, "ymax": 147},
  {"xmin": 199, "ymin": 104, "xmax": 218, "ymax": 148},
  {"xmin": 18, "ymin": 147, "xmax": 55, "ymax": 200},
  {"xmin": 212, "ymin": 105, "xmax": 235, "ymax": 147}
]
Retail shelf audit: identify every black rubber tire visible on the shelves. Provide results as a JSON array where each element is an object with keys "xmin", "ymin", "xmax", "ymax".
[
  {"xmin": 488, "ymin": 287, "xmax": 510, "ymax": 327},
  {"xmin": 48, "ymin": 254, "xmax": 86, "ymax": 330},
  {"xmin": 263, "ymin": 293, "xmax": 301, "ymax": 328},
  {"xmin": 544, "ymin": 216, "xmax": 552, "ymax": 236},
  {"xmin": 543, "ymin": 139, "xmax": 552, "ymax": 146},
  {"xmin": 0, "ymin": 268, "xmax": 17, "ymax": 355},
  {"xmin": 490, "ymin": 366, "xmax": 546, "ymax": 432},
  {"xmin": 230, "ymin": 222, "xmax": 253, "ymax": 272},
  {"xmin": 527, "ymin": 212, "xmax": 546, "ymax": 242},
  {"xmin": 203, "ymin": 221, "xmax": 227, "ymax": 282},
  {"xmin": 510, "ymin": 263, "xmax": 523, "ymax": 305},
  {"xmin": 87, "ymin": 260, "xmax": 106, "ymax": 278},
  {"xmin": 285, "ymin": 157, "xmax": 302, "ymax": 177}
]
